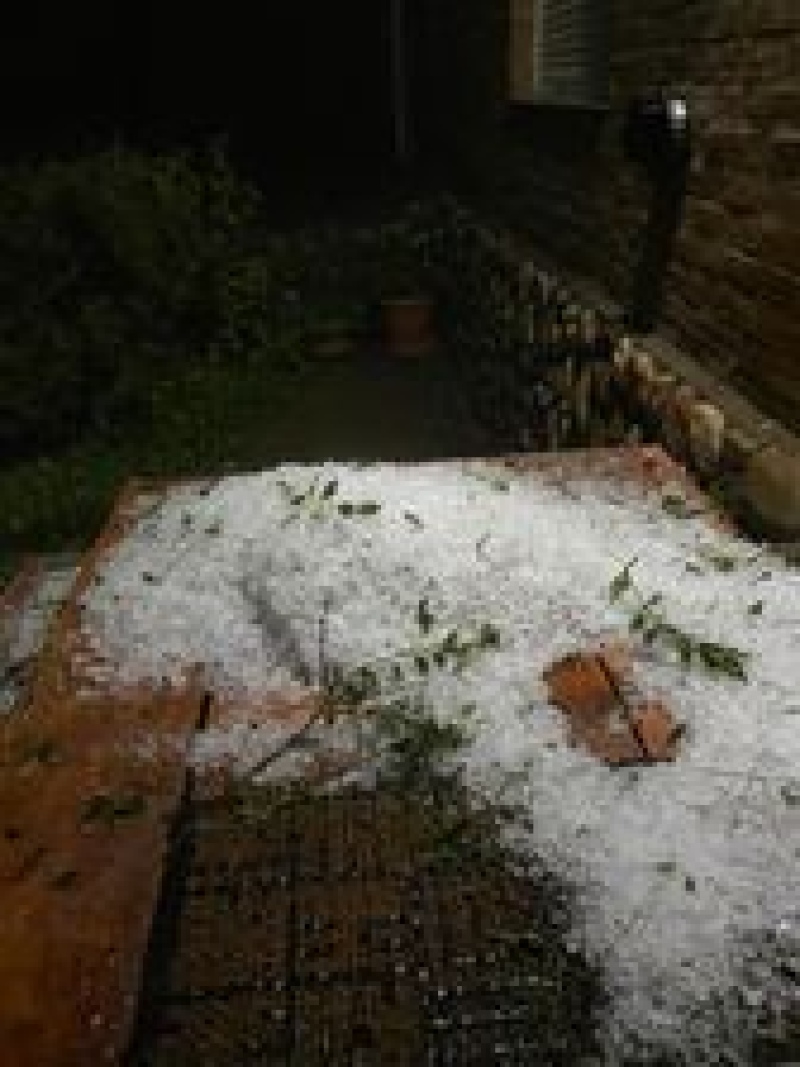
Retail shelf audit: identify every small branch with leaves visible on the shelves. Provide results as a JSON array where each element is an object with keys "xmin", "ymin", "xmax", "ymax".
[
  {"xmin": 241, "ymin": 592, "xmax": 499, "ymax": 784},
  {"xmin": 609, "ymin": 558, "xmax": 749, "ymax": 681},
  {"xmin": 277, "ymin": 475, "xmax": 381, "ymax": 525},
  {"xmin": 409, "ymin": 597, "xmax": 501, "ymax": 676}
]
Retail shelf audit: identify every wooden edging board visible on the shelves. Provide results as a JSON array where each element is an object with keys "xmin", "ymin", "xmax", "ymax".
[{"xmin": 0, "ymin": 478, "xmax": 210, "ymax": 1066}]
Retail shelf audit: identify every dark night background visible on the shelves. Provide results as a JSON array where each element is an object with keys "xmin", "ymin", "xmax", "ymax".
[{"xmin": 0, "ymin": 4, "xmax": 401, "ymax": 197}]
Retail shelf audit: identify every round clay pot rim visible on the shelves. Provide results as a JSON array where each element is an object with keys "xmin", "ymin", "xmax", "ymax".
[{"xmin": 382, "ymin": 294, "xmax": 432, "ymax": 307}]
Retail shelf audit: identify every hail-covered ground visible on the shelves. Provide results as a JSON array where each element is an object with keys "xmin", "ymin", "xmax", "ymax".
[{"xmin": 79, "ymin": 457, "xmax": 800, "ymax": 1063}]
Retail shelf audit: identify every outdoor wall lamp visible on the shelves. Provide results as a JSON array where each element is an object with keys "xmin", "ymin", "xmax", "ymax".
[
  {"xmin": 622, "ymin": 91, "xmax": 692, "ymax": 333},
  {"xmin": 623, "ymin": 91, "xmax": 691, "ymax": 183}
]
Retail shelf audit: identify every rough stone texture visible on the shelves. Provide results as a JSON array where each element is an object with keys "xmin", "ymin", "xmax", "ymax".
[
  {"xmin": 613, "ymin": 332, "xmax": 800, "ymax": 538},
  {"xmin": 741, "ymin": 445, "xmax": 800, "ymax": 539},
  {"xmin": 688, "ymin": 400, "xmax": 725, "ymax": 474},
  {"xmin": 721, "ymin": 424, "xmax": 759, "ymax": 476},
  {"xmin": 410, "ymin": 0, "xmax": 800, "ymax": 434}
]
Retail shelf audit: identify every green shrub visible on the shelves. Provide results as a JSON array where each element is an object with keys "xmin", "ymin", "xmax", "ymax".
[{"xmin": 0, "ymin": 143, "xmax": 268, "ymax": 457}]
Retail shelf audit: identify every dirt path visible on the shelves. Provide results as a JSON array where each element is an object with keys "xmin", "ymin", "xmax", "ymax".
[{"xmin": 242, "ymin": 349, "xmax": 493, "ymax": 465}]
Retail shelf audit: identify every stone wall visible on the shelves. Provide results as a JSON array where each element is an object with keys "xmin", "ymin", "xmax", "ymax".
[
  {"xmin": 402, "ymin": 198, "xmax": 800, "ymax": 542},
  {"xmin": 410, "ymin": 0, "xmax": 800, "ymax": 433}
]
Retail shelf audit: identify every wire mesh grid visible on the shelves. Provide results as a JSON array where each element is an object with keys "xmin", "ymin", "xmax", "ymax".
[{"xmin": 131, "ymin": 780, "xmax": 607, "ymax": 1066}]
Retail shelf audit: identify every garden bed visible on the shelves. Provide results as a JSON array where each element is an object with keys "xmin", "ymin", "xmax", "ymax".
[{"xmin": 8, "ymin": 447, "xmax": 792, "ymax": 1064}]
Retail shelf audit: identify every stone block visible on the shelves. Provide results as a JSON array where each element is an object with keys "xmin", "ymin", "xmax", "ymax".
[
  {"xmin": 659, "ymin": 383, "xmax": 695, "ymax": 461},
  {"xmin": 720, "ymin": 424, "xmax": 759, "ymax": 475},
  {"xmin": 613, "ymin": 336, "xmax": 635, "ymax": 374},
  {"xmin": 741, "ymin": 445, "xmax": 800, "ymax": 538},
  {"xmin": 688, "ymin": 401, "xmax": 726, "ymax": 475},
  {"xmin": 590, "ymin": 362, "xmax": 615, "ymax": 422},
  {"xmin": 643, "ymin": 368, "xmax": 675, "ymax": 415},
  {"xmin": 631, "ymin": 701, "xmax": 682, "ymax": 763},
  {"xmin": 769, "ymin": 124, "xmax": 800, "ymax": 179},
  {"xmin": 631, "ymin": 351, "xmax": 655, "ymax": 389}
]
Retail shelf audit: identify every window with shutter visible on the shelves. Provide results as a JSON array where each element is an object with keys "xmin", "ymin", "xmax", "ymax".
[{"xmin": 509, "ymin": 0, "xmax": 608, "ymax": 108}]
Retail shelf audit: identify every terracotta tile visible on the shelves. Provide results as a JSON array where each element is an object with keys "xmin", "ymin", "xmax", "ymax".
[
  {"xmin": 565, "ymin": 712, "xmax": 646, "ymax": 768},
  {"xmin": 543, "ymin": 647, "xmax": 682, "ymax": 768},
  {"xmin": 596, "ymin": 640, "xmax": 633, "ymax": 688},
  {"xmin": 543, "ymin": 652, "xmax": 617, "ymax": 719},
  {"xmin": 630, "ymin": 701, "xmax": 682, "ymax": 762}
]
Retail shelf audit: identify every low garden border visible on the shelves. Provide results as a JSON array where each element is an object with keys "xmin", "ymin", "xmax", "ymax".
[{"xmin": 401, "ymin": 198, "xmax": 800, "ymax": 546}]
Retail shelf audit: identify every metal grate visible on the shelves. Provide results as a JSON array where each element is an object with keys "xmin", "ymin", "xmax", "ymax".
[{"xmin": 131, "ymin": 781, "xmax": 606, "ymax": 1065}]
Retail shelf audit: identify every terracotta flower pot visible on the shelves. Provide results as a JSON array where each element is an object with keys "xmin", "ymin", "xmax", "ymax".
[{"xmin": 382, "ymin": 295, "xmax": 435, "ymax": 356}]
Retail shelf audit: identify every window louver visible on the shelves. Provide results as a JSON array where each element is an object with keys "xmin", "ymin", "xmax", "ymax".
[{"xmin": 509, "ymin": 0, "xmax": 607, "ymax": 107}]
